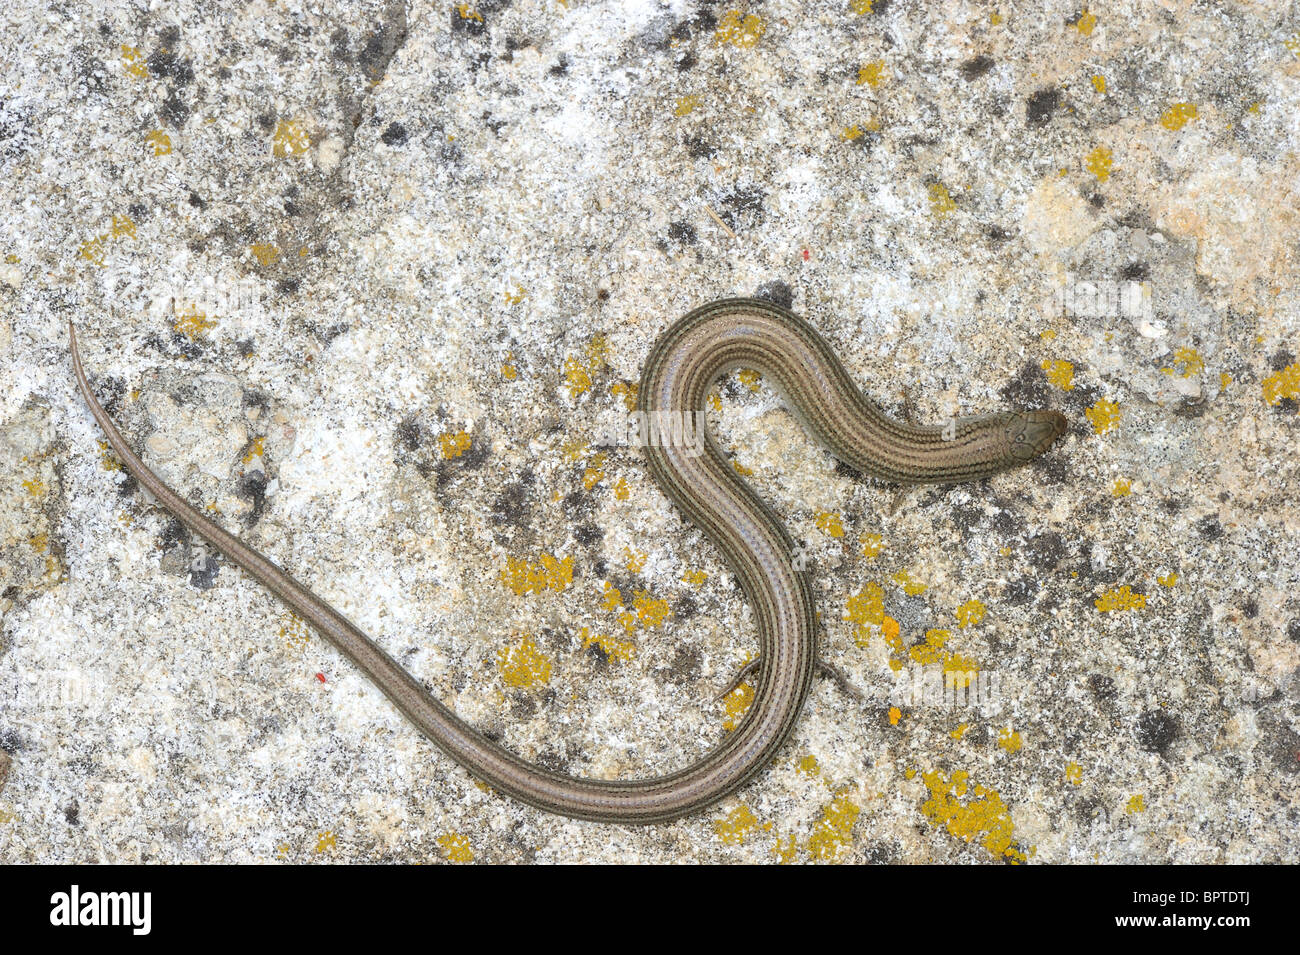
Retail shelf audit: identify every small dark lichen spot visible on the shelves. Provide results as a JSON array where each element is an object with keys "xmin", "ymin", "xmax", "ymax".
[
  {"xmin": 1269, "ymin": 347, "xmax": 1295, "ymax": 372},
  {"xmin": 676, "ymin": 51, "xmax": 697, "ymax": 72},
  {"xmin": 127, "ymin": 201, "xmax": 149, "ymax": 221},
  {"xmin": 491, "ymin": 482, "xmax": 531, "ymax": 528},
  {"xmin": 1135, "ymin": 709, "xmax": 1179, "ymax": 755},
  {"xmin": 676, "ymin": 593, "xmax": 697, "ymax": 620},
  {"xmin": 395, "ymin": 416, "xmax": 422, "ymax": 451},
  {"xmin": 1025, "ymin": 531, "xmax": 1067, "ymax": 572},
  {"xmin": 549, "ymin": 55, "xmax": 569, "ymax": 76},
  {"xmin": 985, "ymin": 224, "xmax": 1012, "ymax": 241},
  {"xmin": 585, "ymin": 641, "xmax": 609, "ymax": 665},
  {"xmin": 236, "ymin": 339, "xmax": 255, "ymax": 359},
  {"xmin": 1286, "ymin": 619, "xmax": 1300, "ymax": 642},
  {"xmin": 1242, "ymin": 597, "xmax": 1258, "ymax": 619},
  {"xmin": 1089, "ymin": 674, "xmax": 1116, "ymax": 699},
  {"xmin": 450, "ymin": 8, "xmax": 487, "ymax": 36},
  {"xmin": 330, "ymin": 27, "xmax": 351, "ymax": 61},
  {"xmin": 684, "ymin": 134, "xmax": 716, "ymax": 159},
  {"xmin": 1003, "ymin": 577, "xmax": 1038, "ymax": 606},
  {"xmin": 754, "ymin": 280, "xmax": 794, "ymax": 311},
  {"xmin": 117, "ymin": 473, "xmax": 138, "ymax": 498},
  {"xmin": 64, "ymin": 802, "xmax": 80, "ymax": 826},
  {"xmin": 960, "ymin": 55, "xmax": 994, "ymax": 81},
  {"xmin": 667, "ymin": 220, "xmax": 697, "ymax": 245},
  {"xmin": 999, "ymin": 359, "xmax": 1051, "ymax": 410},
  {"xmin": 161, "ymin": 91, "xmax": 189, "ymax": 128},
  {"xmin": 237, "ymin": 470, "xmax": 269, "ymax": 525},
  {"xmin": 1, "ymin": 585, "xmax": 18, "ymax": 601},
  {"xmin": 381, "ymin": 121, "xmax": 409, "ymax": 146},
  {"xmin": 1160, "ymin": 497, "xmax": 1184, "ymax": 514},
  {"xmin": 573, "ymin": 523, "xmax": 603, "ymax": 548},
  {"xmin": 596, "ymin": 288, "xmax": 610, "ymax": 301},
  {"xmin": 187, "ymin": 190, "xmax": 207, "ymax": 210},
  {"xmin": 1196, "ymin": 514, "xmax": 1223, "ymax": 540},
  {"xmin": 1026, "ymin": 87, "xmax": 1060, "ymax": 126},
  {"xmin": 1086, "ymin": 191, "xmax": 1105, "ymax": 208},
  {"xmin": 276, "ymin": 278, "xmax": 300, "ymax": 296},
  {"xmin": 1121, "ymin": 261, "xmax": 1149, "ymax": 281},
  {"xmin": 257, "ymin": 112, "xmax": 275, "ymax": 132},
  {"xmin": 718, "ymin": 186, "xmax": 765, "ymax": 222}
]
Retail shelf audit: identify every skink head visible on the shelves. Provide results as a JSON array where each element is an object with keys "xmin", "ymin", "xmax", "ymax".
[{"xmin": 1003, "ymin": 410, "xmax": 1068, "ymax": 463}]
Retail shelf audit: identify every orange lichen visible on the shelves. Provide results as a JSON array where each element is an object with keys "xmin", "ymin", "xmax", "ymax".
[
  {"xmin": 815, "ymin": 511, "xmax": 845, "ymax": 538},
  {"xmin": 1159, "ymin": 103, "xmax": 1198, "ymax": 131},
  {"xmin": 1085, "ymin": 398, "xmax": 1121, "ymax": 434},
  {"xmin": 1041, "ymin": 358, "xmax": 1075, "ymax": 390},
  {"xmin": 1262, "ymin": 362, "xmax": 1300, "ymax": 405},
  {"xmin": 712, "ymin": 805, "xmax": 762, "ymax": 844},
  {"xmin": 437, "ymin": 832, "xmax": 474, "ymax": 862},
  {"xmin": 955, "ymin": 599, "xmax": 986, "ymax": 629},
  {"xmin": 1085, "ymin": 146, "xmax": 1112, "ymax": 181}
]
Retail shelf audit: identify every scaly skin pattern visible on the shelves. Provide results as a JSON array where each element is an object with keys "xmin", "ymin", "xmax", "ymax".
[{"xmin": 69, "ymin": 299, "xmax": 1066, "ymax": 823}]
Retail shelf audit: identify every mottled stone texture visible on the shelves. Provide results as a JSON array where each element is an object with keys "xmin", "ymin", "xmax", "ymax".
[{"xmin": 1, "ymin": 1, "xmax": 1297, "ymax": 863}]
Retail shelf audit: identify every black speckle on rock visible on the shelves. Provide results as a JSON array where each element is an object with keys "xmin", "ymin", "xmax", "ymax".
[
  {"xmin": 573, "ymin": 523, "xmax": 602, "ymax": 548},
  {"xmin": 985, "ymin": 224, "xmax": 1012, "ymax": 242},
  {"xmin": 276, "ymin": 278, "xmax": 300, "ymax": 295},
  {"xmin": 257, "ymin": 111, "xmax": 276, "ymax": 132},
  {"xmin": 549, "ymin": 55, "xmax": 569, "ymax": 76},
  {"xmin": 395, "ymin": 416, "xmax": 423, "ymax": 451},
  {"xmin": 667, "ymin": 220, "xmax": 696, "ymax": 245},
  {"xmin": 492, "ymin": 481, "xmax": 531, "ymax": 528},
  {"xmin": 237, "ymin": 469, "xmax": 269, "ymax": 526},
  {"xmin": 1269, "ymin": 347, "xmax": 1295, "ymax": 372},
  {"xmin": 64, "ymin": 802, "xmax": 80, "ymax": 826},
  {"xmin": 1086, "ymin": 675, "xmax": 1116, "ymax": 702},
  {"xmin": 1136, "ymin": 709, "xmax": 1179, "ymax": 755},
  {"xmin": 754, "ymin": 280, "xmax": 794, "ymax": 311},
  {"xmin": 999, "ymin": 359, "xmax": 1051, "ymax": 410},
  {"xmin": 676, "ymin": 50, "xmax": 696, "ymax": 71},
  {"xmin": 1287, "ymin": 619, "xmax": 1300, "ymax": 642},
  {"xmin": 684, "ymin": 134, "xmax": 716, "ymax": 159},
  {"xmin": 1121, "ymin": 261, "xmax": 1149, "ymax": 281},
  {"xmin": 381, "ymin": 121, "xmax": 409, "ymax": 146},
  {"xmin": 960, "ymin": 54, "xmax": 994, "ymax": 80},
  {"xmin": 716, "ymin": 186, "xmax": 765, "ymax": 227},
  {"xmin": 585, "ymin": 640, "xmax": 609, "ymax": 664},
  {"xmin": 1026, "ymin": 87, "xmax": 1060, "ymax": 126},
  {"xmin": 160, "ymin": 90, "xmax": 189, "ymax": 128},
  {"xmin": 596, "ymin": 288, "xmax": 610, "ymax": 302},
  {"xmin": 330, "ymin": 27, "xmax": 351, "ymax": 61},
  {"xmin": 1196, "ymin": 514, "xmax": 1223, "ymax": 540},
  {"xmin": 187, "ymin": 190, "xmax": 207, "ymax": 210},
  {"xmin": 450, "ymin": 6, "xmax": 487, "ymax": 36},
  {"xmin": 189, "ymin": 549, "xmax": 219, "ymax": 590},
  {"xmin": 1002, "ymin": 576, "xmax": 1038, "ymax": 605},
  {"xmin": 1242, "ymin": 597, "xmax": 1258, "ymax": 619}
]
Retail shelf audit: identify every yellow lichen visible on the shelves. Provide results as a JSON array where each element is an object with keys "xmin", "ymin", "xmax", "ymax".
[
  {"xmin": 955, "ymin": 599, "xmax": 986, "ymax": 629},
  {"xmin": 1091, "ymin": 74, "xmax": 1106, "ymax": 93},
  {"xmin": 1072, "ymin": 10, "xmax": 1096, "ymax": 35},
  {"xmin": 998, "ymin": 727, "xmax": 1023, "ymax": 753},
  {"xmin": 580, "ymin": 627, "xmax": 636, "ymax": 663},
  {"xmin": 806, "ymin": 790, "xmax": 860, "ymax": 861},
  {"xmin": 1112, "ymin": 478, "xmax": 1132, "ymax": 497},
  {"xmin": 437, "ymin": 832, "xmax": 474, "ymax": 862},
  {"xmin": 928, "ymin": 182, "xmax": 956, "ymax": 218},
  {"xmin": 815, "ymin": 511, "xmax": 845, "ymax": 538},
  {"xmin": 918, "ymin": 769, "xmax": 1030, "ymax": 863},
  {"xmin": 712, "ymin": 805, "xmax": 761, "ymax": 844},
  {"xmin": 1157, "ymin": 573, "xmax": 1178, "ymax": 588},
  {"xmin": 1159, "ymin": 103, "xmax": 1198, "ymax": 131},
  {"xmin": 1065, "ymin": 761, "xmax": 1083, "ymax": 785},
  {"xmin": 1041, "ymin": 358, "xmax": 1075, "ymax": 390},
  {"xmin": 146, "ymin": 130, "xmax": 172, "ymax": 156},
  {"xmin": 856, "ymin": 61, "xmax": 885, "ymax": 87},
  {"xmin": 861, "ymin": 533, "xmax": 884, "ymax": 559},
  {"xmin": 892, "ymin": 569, "xmax": 926, "ymax": 595},
  {"xmin": 496, "ymin": 635, "xmax": 552, "ymax": 688},
  {"xmin": 673, "ymin": 95, "xmax": 701, "ymax": 116},
  {"xmin": 1085, "ymin": 398, "xmax": 1121, "ymax": 435},
  {"xmin": 438, "ymin": 431, "xmax": 472, "ymax": 459},
  {"xmin": 1262, "ymin": 362, "xmax": 1300, "ymax": 405},
  {"xmin": 1095, "ymin": 585, "xmax": 1146, "ymax": 612},
  {"xmin": 1173, "ymin": 347, "xmax": 1204, "ymax": 378},
  {"xmin": 1085, "ymin": 146, "xmax": 1112, "ymax": 182},
  {"xmin": 722, "ymin": 682, "xmax": 754, "ymax": 731},
  {"xmin": 682, "ymin": 568, "xmax": 707, "ymax": 587},
  {"xmin": 1126, "ymin": 794, "xmax": 1145, "ymax": 813},
  {"xmin": 714, "ymin": 10, "xmax": 765, "ymax": 48},
  {"xmin": 272, "ymin": 119, "xmax": 311, "ymax": 157},
  {"xmin": 499, "ymin": 554, "xmax": 574, "ymax": 596}
]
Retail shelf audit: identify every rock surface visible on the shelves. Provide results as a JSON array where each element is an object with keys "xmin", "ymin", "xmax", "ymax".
[{"xmin": 1, "ymin": 1, "xmax": 1297, "ymax": 863}]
